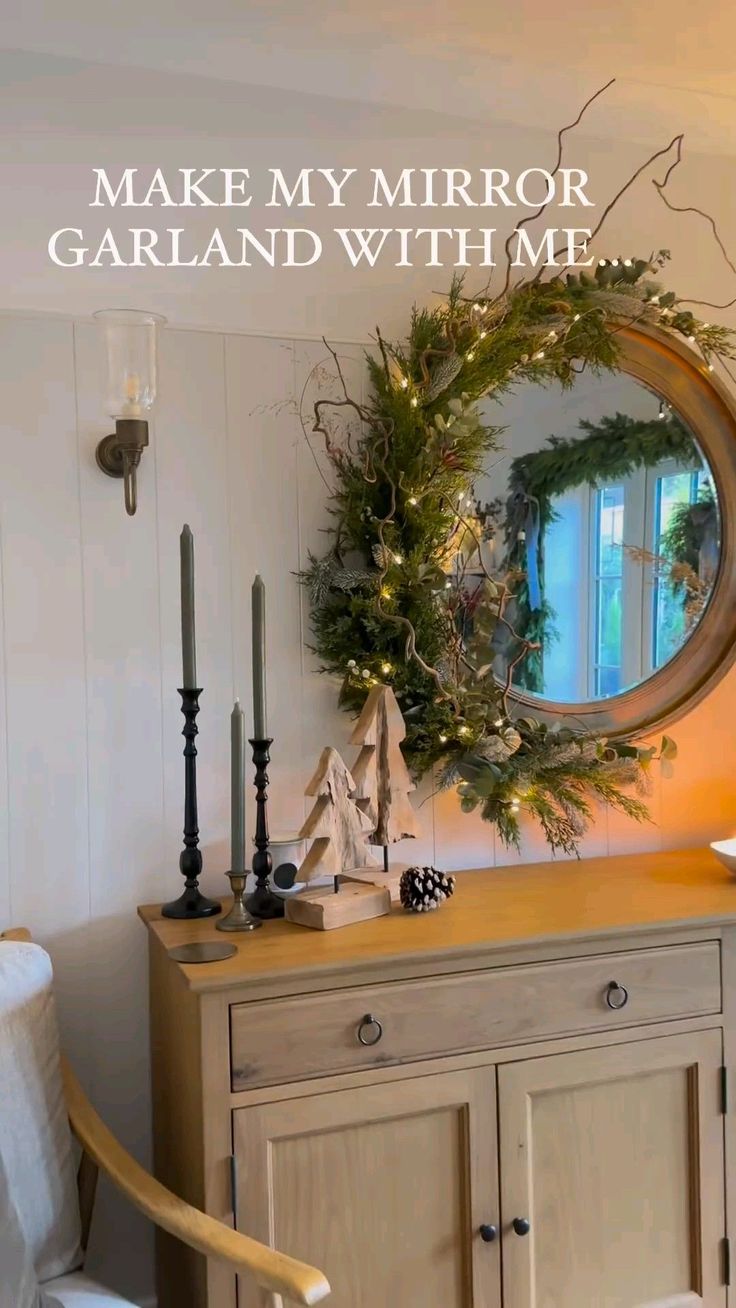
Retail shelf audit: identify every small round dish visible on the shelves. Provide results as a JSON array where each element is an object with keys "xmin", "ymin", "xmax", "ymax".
[{"xmin": 710, "ymin": 839, "xmax": 736, "ymax": 874}]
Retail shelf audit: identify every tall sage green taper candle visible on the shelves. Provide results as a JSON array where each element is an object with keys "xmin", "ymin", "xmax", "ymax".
[
  {"xmin": 252, "ymin": 574, "xmax": 268, "ymax": 738},
  {"xmin": 180, "ymin": 524, "xmax": 197, "ymax": 689},
  {"xmin": 230, "ymin": 699, "xmax": 246, "ymax": 873}
]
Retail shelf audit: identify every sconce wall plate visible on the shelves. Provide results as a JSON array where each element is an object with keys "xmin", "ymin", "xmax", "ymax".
[{"xmin": 95, "ymin": 418, "xmax": 149, "ymax": 516}]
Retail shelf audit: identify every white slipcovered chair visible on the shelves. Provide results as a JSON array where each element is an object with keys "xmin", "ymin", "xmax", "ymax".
[{"xmin": 0, "ymin": 928, "xmax": 330, "ymax": 1308}]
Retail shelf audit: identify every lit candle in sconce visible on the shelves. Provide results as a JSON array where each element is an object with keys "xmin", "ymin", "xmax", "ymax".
[{"xmin": 122, "ymin": 372, "xmax": 142, "ymax": 417}]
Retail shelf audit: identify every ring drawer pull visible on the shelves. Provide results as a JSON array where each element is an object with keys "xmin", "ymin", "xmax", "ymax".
[
  {"xmin": 605, "ymin": 980, "xmax": 629, "ymax": 1011},
  {"xmin": 357, "ymin": 1013, "xmax": 383, "ymax": 1047}
]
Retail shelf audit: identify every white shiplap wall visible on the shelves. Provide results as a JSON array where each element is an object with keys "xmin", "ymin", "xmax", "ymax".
[{"xmin": 0, "ymin": 310, "xmax": 729, "ymax": 1301}]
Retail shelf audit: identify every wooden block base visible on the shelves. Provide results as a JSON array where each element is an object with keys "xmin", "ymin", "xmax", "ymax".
[
  {"xmin": 285, "ymin": 881, "xmax": 391, "ymax": 931},
  {"xmin": 344, "ymin": 863, "xmax": 412, "ymax": 904}
]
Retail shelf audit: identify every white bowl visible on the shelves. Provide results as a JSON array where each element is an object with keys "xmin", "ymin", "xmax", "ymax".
[{"xmin": 710, "ymin": 839, "xmax": 736, "ymax": 874}]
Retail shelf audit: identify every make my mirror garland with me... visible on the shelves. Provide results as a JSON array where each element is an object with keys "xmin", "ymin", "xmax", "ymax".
[{"xmin": 47, "ymin": 163, "xmax": 598, "ymax": 270}]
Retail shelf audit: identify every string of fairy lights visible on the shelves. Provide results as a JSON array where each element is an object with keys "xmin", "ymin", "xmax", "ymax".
[{"xmin": 326, "ymin": 256, "xmax": 725, "ymax": 820}]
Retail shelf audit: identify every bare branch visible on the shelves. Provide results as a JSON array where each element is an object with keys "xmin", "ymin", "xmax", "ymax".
[
  {"xmin": 297, "ymin": 358, "xmax": 336, "ymax": 493},
  {"xmin": 524, "ymin": 132, "xmax": 684, "ymax": 286},
  {"xmin": 498, "ymin": 77, "xmax": 616, "ymax": 299},
  {"xmin": 586, "ymin": 133, "xmax": 684, "ymax": 249},
  {"xmin": 652, "ymin": 137, "xmax": 736, "ymax": 309}
]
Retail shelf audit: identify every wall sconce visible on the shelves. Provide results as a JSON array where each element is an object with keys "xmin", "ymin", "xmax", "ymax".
[{"xmin": 94, "ymin": 309, "xmax": 166, "ymax": 516}]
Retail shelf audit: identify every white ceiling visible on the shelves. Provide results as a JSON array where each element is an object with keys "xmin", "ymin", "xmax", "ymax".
[{"xmin": 2, "ymin": 0, "xmax": 735, "ymax": 154}]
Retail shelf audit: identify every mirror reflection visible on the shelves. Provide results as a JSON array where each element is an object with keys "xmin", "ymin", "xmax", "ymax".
[{"xmin": 467, "ymin": 373, "xmax": 720, "ymax": 704}]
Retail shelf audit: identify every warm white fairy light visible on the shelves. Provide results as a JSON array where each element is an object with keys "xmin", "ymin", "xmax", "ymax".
[
  {"xmin": 611, "ymin": 258, "xmax": 620, "ymax": 267},
  {"xmin": 381, "ymin": 586, "xmax": 392, "ymax": 599},
  {"xmin": 480, "ymin": 330, "xmax": 487, "ymax": 340},
  {"xmin": 573, "ymin": 313, "xmax": 581, "ymax": 322},
  {"xmin": 688, "ymin": 334, "xmax": 696, "ymax": 344},
  {"xmin": 399, "ymin": 377, "xmax": 408, "ymax": 390},
  {"xmin": 534, "ymin": 350, "xmax": 545, "ymax": 361},
  {"xmin": 708, "ymin": 363, "xmax": 715, "ymax": 372},
  {"xmin": 458, "ymin": 725, "xmax": 469, "ymax": 735},
  {"xmin": 347, "ymin": 659, "xmax": 357, "ymax": 669},
  {"xmin": 393, "ymin": 553, "xmax": 403, "ymax": 564},
  {"xmin": 547, "ymin": 331, "xmax": 557, "ymax": 341},
  {"xmin": 494, "ymin": 717, "xmax": 504, "ymax": 728},
  {"xmin": 361, "ymin": 668, "xmax": 371, "ymax": 680},
  {"xmin": 624, "ymin": 258, "xmax": 633, "ymax": 267},
  {"xmin": 381, "ymin": 662, "xmax": 392, "ymax": 674},
  {"xmin": 466, "ymin": 350, "xmax": 476, "ymax": 362},
  {"xmin": 410, "ymin": 396, "xmax": 418, "ymax": 408},
  {"xmin": 650, "ymin": 295, "xmax": 660, "ymax": 305},
  {"xmin": 599, "ymin": 258, "xmax": 607, "ymax": 267},
  {"xmin": 408, "ymin": 495, "xmax": 418, "ymax": 506},
  {"xmin": 439, "ymin": 733, "xmax": 448, "ymax": 744},
  {"xmin": 444, "ymin": 579, "xmax": 452, "ymax": 590}
]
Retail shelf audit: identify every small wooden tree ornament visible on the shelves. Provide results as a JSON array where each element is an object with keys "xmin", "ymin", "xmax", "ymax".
[
  {"xmin": 346, "ymin": 685, "xmax": 421, "ymax": 898},
  {"xmin": 284, "ymin": 746, "xmax": 390, "ymax": 931}
]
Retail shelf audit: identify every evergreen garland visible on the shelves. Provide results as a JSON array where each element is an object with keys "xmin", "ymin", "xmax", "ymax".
[{"xmin": 300, "ymin": 253, "xmax": 732, "ymax": 855}]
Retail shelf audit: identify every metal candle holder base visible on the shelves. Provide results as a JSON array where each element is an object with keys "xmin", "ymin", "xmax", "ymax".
[
  {"xmin": 217, "ymin": 871, "xmax": 262, "ymax": 932},
  {"xmin": 245, "ymin": 738, "xmax": 285, "ymax": 919},
  {"xmin": 162, "ymin": 688, "xmax": 222, "ymax": 921}
]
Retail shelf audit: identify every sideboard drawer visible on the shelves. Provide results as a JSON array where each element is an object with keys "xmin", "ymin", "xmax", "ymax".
[{"xmin": 230, "ymin": 941, "xmax": 721, "ymax": 1090}]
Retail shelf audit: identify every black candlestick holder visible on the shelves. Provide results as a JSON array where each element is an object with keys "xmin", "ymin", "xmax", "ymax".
[
  {"xmin": 162, "ymin": 689, "xmax": 222, "ymax": 920},
  {"xmin": 245, "ymin": 737, "xmax": 284, "ymax": 919}
]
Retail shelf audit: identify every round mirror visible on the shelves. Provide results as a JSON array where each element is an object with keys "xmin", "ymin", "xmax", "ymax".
[{"xmin": 472, "ymin": 325, "xmax": 736, "ymax": 736}]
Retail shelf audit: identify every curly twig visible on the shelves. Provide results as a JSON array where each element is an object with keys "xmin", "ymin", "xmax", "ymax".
[
  {"xmin": 297, "ymin": 359, "xmax": 337, "ymax": 493},
  {"xmin": 440, "ymin": 496, "xmax": 540, "ymax": 714},
  {"xmin": 652, "ymin": 136, "xmax": 736, "ymax": 310},
  {"xmin": 497, "ymin": 77, "xmax": 616, "ymax": 300},
  {"xmin": 528, "ymin": 134, "xmax": 684, "ymax": 284}
]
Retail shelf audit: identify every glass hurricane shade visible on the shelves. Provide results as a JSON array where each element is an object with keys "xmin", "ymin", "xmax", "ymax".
[{"xmin": 94, "ymin": 309, "xmax": 166, "ymax": 419}]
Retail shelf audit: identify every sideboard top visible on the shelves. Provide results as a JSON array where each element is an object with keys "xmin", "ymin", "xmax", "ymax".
[
  {"xmin": 139, "ymin": 847, "xmax": 736, "ymax": 993},
  {"xmin": 136, "ymin": 847, "xmax": 736, "ymax": 988}
]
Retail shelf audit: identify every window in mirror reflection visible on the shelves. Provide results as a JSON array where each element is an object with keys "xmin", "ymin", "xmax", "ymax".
[{"xmin": 477, "ymin": 374, "xmax": 721, "ymax": 705}]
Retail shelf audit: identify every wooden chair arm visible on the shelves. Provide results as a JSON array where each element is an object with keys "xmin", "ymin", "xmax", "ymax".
[
  {"xmin": 0, "ymin": 930, "xmax": 329, "ymax": 1301},
  {"xmin": 61, "ymin": 1056, "xmax": 330, "ymax": 1306}
]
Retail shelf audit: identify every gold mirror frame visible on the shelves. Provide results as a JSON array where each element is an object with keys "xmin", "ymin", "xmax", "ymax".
[{"xmin": 505, "ymin": 322, "xmax": 736, "ymax": 739}]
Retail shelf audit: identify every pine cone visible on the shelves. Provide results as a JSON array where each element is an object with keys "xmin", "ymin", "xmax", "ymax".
[{"xmin": 399, "ymin": 866, "xmax": 456, "ymax": 913}]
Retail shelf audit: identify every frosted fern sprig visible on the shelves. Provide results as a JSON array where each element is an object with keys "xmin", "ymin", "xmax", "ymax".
[{"xmin": 424, "ymin": 352, "xmax": 464, "ymax": 403}]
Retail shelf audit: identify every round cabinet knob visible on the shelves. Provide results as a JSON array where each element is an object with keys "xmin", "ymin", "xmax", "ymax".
[
  {"xmin": 512, "ymin": 1217, "xmax": 531, "ymax": 1237},
  {"xmin": 479, "ymin": 1224, "xmax": 498, "ymax": 1243},
  {"xmin": 605, "ymin": 980, "xmax": 629, "ymax": 1011},
  {"xmin": 357, "ymin": 1013, "xmax": 383, "ymax": 1047}
]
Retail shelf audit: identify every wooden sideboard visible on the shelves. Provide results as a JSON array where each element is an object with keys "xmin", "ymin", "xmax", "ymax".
[{"xmin": 140, "ymin": 847, "xmax": 736, "ymax": 1308}]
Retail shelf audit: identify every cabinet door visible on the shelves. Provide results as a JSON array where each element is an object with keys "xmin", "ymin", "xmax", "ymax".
[
  {"xmin": 498, "ymin": 1029, "xmax": 726, "ymax": 1308},
  {"xmin": 233, "ymin": 1067, "xmax": 501, "ymax": 1308}
]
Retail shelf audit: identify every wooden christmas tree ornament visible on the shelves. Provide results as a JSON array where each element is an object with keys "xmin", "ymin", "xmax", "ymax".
[
  {"xmin": 285, "ymin": 746, "xmax": 390, "ymax": 931},
  {"xmin": 346, "ymin": 684, "xmax": 421, "ymax": 899}
]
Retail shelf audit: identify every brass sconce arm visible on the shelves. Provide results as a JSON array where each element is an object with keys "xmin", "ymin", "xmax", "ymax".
[{"xmin": 95, "ymin": 418, "xmax": 149, "ymax": 516}]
